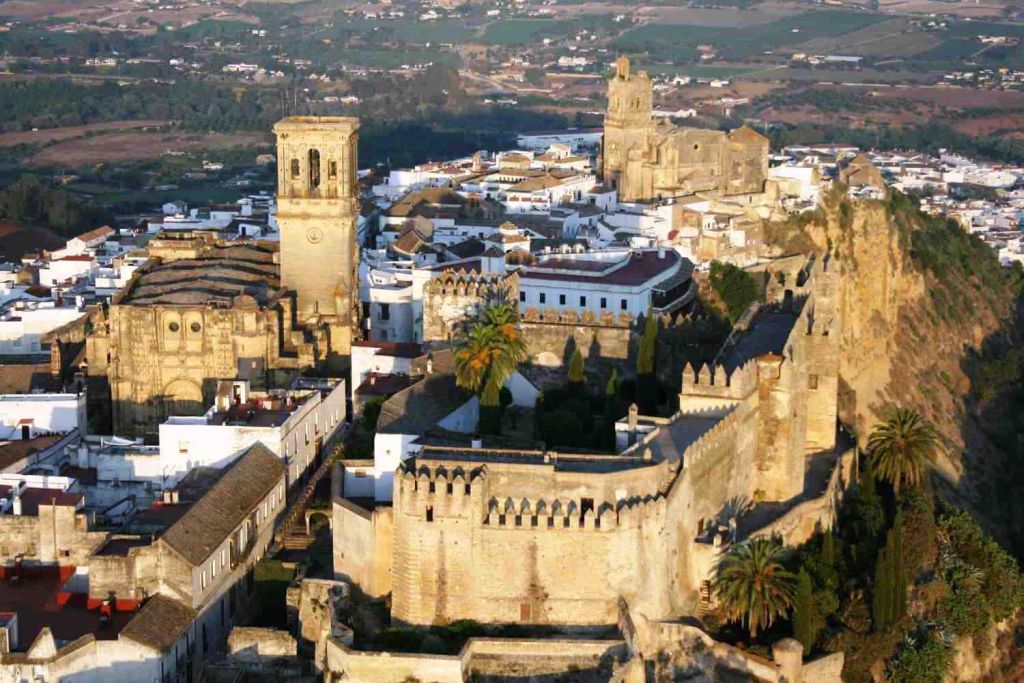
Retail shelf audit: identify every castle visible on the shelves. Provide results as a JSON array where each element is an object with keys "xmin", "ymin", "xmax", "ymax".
[
  {"xmin": 86, "ymin": 117, "xmax": 361, "ymax": 438},
  {"xmin": 602, "ymin": 57, "xmax": 769, "ymax": 203},
  {"xmin": 335, "ymin": 253, "xmax": 848, "ymax": 629}
]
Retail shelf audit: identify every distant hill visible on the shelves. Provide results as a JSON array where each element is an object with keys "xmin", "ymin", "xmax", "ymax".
[{"xmin": 0, "ymin": 221, "xmax": 63, "ymax": 262}]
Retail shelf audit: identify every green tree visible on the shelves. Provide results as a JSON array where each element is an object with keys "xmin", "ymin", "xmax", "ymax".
[
  {"xmin": 454, "ymin": 303, "xmax": 529, "ymax": 434},
  {"xmin": 872, "ymin": 513, "xmax": 905, "ymax": 631},
  {"xmin": 600, "ymin": 368, "xmax": 621, "ymax": 451},
  {"xmin": 792, "ymin": 568, "xmax": 815, "ymax": 655},
  {"xmin": 636, "ymin": 311, "xmax": 658, "ymax": 413},
  {"xmin": 713, "ymin": 536, "xmax": 796, "ymax": 638},
  {"xmin": 567, "ymin": 348, "xmax": 585, "ymax": 395},
  {"xmin": 708, "ymin": 261, "xmax": 760, "ymax": 322},
  {"xmin": 867, "ymin": 408, "xmax": 938, "ymax": 496}
]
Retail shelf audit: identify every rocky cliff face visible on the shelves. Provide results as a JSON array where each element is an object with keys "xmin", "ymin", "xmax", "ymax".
[{"xmin": 784, "ymin": 194, "xmax": 1022, "ymax": 546}]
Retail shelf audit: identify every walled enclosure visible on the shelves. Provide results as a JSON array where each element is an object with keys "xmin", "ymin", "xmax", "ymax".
[{"xmin": 380, "ymin": 255, "xmax": 840, "ymax": 627}]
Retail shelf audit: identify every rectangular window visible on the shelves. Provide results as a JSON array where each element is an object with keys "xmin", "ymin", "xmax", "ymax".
[
  {"xmin": 539, "ymin": 293, "xmax": 546, "ymax": 304},
  {"xmin": 559, "ymin": 294, "xmax": 566, "ymax": 305},
  {"xmin": 600, "ymin": 297, "xmax": 607, "ymax": 309},
  {"xmin": 620, "ymin": 299, "xmax": 628, "ymax": 311},
  {"xmin": 178, "ymin": 441, "xmax": 189, "ymax": 455},
  {"xmin": 426, "ymin": 506, "xmax": 434, "ymax": 522},
  {"xmin": 519, "ymin": 291, "xmax": 525, "ymax": 303},
  {"xmin": 201, "ymin": 570, "xmax": 207, "ymax": 590},
  {"xmin": 580, "ymin": 296, "xmax": 586, "ymax": 307},
  {"xmin": 211, "ymin": 559, "xmax": 217, "ymax": 578},
  {"xmin": 808, "ymin": 374, "xmax": 819, "ymax": 390},
  {"xmin": 379, "ymin": 303, "xmax": 390, "ymax": 321}
]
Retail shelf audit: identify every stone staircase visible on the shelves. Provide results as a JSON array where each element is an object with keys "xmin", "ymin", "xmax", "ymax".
[
  {"xmin": 696, "ymin": 580, "xmax": 715, "ymax": 617},
  {"xmin": 272, "ymin": 426, "xmax": 347, "ymax": 552}
]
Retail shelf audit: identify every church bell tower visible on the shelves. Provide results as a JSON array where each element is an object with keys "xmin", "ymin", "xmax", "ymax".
[
  {"xmin": 274, "ymin": 116, "xmax": 360, "ymax": 356},
  {"xmin": 603, "ymin": 57, "xmax": 653, "ymax": 200}
]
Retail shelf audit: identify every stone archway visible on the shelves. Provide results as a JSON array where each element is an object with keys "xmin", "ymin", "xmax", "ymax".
[
  {"xmin": 305, "ymin": 509, "xmax": 332, "ymax": 535},
  {"xmin": 161, "ymin": 378, "xmax": 204, "ymax": 418}
]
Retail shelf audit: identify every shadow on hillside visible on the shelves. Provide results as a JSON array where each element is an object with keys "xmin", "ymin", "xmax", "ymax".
[{"xmin": 957, "ymin": 285, "xmax": 1024, "ymax": 558}]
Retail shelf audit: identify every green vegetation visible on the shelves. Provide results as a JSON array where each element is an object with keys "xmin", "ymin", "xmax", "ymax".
[
  {"xmin": 636, "ymin": 311, "xmax": 659, "ymax": 414},
  {"xmin": 250, "ymin": 559, "xmax": 296, "ymax": 628},
  {"xmin": 708, "ymin": 261, "xmax": 760, "ymax": 323},
  {"xmin": 0, "ymin": 175, "xmax": 109, "ymax": 236},
  {"xmin": 867, "ymin": 408, "xmax": 938, "ymax": 496},
  {"xmin": 872, "ymin": 512, "xmax": 906, "ymax": 631},
  {"xmin": 614, "ymin": 11, "xmax": 886, "ymax": 62},
  {"xmin": 454, "ymin": 303, "xmax": 529, "ymax": 435},
  {"xmin": 713, "ymin": 536, "xmax": 796, "ymax": 637}
]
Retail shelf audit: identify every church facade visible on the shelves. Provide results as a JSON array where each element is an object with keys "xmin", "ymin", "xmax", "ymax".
[
  {"xmin": 87, "ymin": 117, "xmax": 361, "ymax": 438},
  {"xmin": 602, "ymin": 57, "xmax": 769, "ymax": 203}
]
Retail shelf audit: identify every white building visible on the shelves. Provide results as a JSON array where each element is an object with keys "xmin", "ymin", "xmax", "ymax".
[
  {"xmin": 0, "ymin": 392, "xmax": 86, "ymax": 441},
  {"xmin": 518, "ymin": 248, "xmax": 696, "ymax": 318},
  {"xmin": 0, "ymin": 300, "xmax": 85, "ymax": 355},
  {"xmin": 156, "ymin": 378, "xmax": 346, "ymax": 490}
]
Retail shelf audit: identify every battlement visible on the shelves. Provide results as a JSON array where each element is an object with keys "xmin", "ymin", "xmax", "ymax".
[
  {"xmin": 680, "ymin": 358, "xmax": 758, "ymax": 400},
  {"xmin": 423, "ymin": 269, "xmax": 518, "ymax": 299},
  {"xmin": 481, "ymin": 490, "xmax": 666, "ymax": 532},
  {"xmin": 521, "ymin": 306, "xmax": 636, "ymax": 328},
  {"xmin": 678, "ymin": 407, "xmax": 744, "ymax": 473}
]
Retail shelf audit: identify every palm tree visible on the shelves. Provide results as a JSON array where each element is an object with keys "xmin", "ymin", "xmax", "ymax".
[
  {"xmin": 867, "ymin": 408, "xmax": 938, "ymax": 496},
  {"xmin": 713, "ymin": 536, "xmax": 796, "ymax": 638},
  {"xmin": 454, "ymin": 302, "xmax": 528, "ymax": 433}
]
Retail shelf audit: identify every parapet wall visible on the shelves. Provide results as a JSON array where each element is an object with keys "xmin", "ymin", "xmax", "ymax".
[{"xmin": 325, "ymin": 636, "xmax": 627, "ymax": 683}]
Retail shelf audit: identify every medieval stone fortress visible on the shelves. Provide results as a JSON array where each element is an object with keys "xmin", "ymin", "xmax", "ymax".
[{"xmin": 0, "ymin": 57, "xmax": 921, "ymax": 683}]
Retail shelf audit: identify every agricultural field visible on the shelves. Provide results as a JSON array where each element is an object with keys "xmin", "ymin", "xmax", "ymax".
[
  {"xmin": 0, "ymin": 120, "xmax": 170, "ymax": 148},
  {"xmin": 613, "ymin": 10, "xmax": 889, "ymax": 61},
  {"xmin": 29, "ymin": 129, "xmax": 268, "ymax": 167}
]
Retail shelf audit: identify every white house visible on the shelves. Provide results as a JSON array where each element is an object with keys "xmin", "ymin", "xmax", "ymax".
[
  {"xmin": 0, "ymin": 300, "xmax": 85, "ymax": 355},
  {"xmin": 518, "ymin": 248, "xmax": 696, "ymax": 318},
  {"xmin": 0, "ymin": 392, "xmax": 86, "ymax": 441},
  {"xmin": 154, "ymin": 379, "xmax": 346, "ymax": 490}
]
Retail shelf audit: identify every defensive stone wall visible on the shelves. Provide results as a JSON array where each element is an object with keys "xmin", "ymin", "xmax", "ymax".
[
  {"xmin": 519, "ymin": 307, "xmax": 637, "ymax": 365},
  {"xmin": 324, "ymin": 636, "xmax": 626, "ymax": 683},
  {"xmin": 422, "ymin": 269, "xmax": 518, "ymax": 342}
]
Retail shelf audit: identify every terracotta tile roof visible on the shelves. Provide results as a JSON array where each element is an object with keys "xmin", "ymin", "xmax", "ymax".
[
  {"xmin": 159, "ymin": 443, "xmax": 285, "ymax": 566},
  {"xmin": 73, "ymin": 226, "xmax": 115, "ymax": 244},
  {"xmin": 351, "ymin": 341, "xmax": 423, "ymax": 358},
  {"xmin": 0, "ymin": 435, "xmax": 63, "ymax": 473},
  {"xmin": 120, "ymin": 595, "xmax": 196, "ymax": 652}
]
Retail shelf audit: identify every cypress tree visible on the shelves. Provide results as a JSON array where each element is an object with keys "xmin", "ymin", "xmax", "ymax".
[
  {"xmin": 636, "ymin": 311, "xmax": 658, "ymax": 413},
  {"xmin": 822, "ymin": 530, "xmax": 836, "ymax": 567},
  {"xmin": 872, "ymin": 544, "xmax": 892, "ymax": 631},
  {"xmin": 792, "ymin": 568, "xmax": 815, "ymax": 656},
  {"xmin": 567, "ymin": 348, "xmax": 585, "ymax": 395},
  {"xmin": 890, "ymin": 511, "xmax": 907, "ymax": 622}
]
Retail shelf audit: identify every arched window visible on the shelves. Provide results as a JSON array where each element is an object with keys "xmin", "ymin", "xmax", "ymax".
[
  {"xmin": 308, "ymin": 149, "xmax": 320, "ymax": 188},
  {"xmin": 290, "ymin": 158, "xmax": 300, "ymax": 179}
]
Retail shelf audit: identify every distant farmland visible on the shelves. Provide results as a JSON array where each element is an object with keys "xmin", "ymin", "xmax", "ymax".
[{"xmin": 614, "ymin": 10, "xmax": 889, "ymax": 61}]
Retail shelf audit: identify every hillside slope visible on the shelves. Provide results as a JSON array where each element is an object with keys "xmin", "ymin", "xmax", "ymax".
[{"xmin": 782, "ymin": 192, "xmax": 1024, "ymax": 552}]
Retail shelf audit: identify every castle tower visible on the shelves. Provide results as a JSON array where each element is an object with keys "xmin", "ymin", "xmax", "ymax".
[
  {"xmin": 602, "ymin": 56, "xmax": 653, "ymax": 198},
  {"xmin": 274, "ymin": 116, "xmax": 360, "ymax": 357}
]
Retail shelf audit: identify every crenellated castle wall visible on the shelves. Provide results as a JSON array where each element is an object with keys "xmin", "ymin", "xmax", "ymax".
[{"xmin": 375, "ymin": 254, "xmax": 842, "ymax": 628}]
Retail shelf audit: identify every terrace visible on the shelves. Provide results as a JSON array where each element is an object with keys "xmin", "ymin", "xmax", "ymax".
[{"xmin": 0, "ymin": 567, "xmax": 135, "ymax": 650}]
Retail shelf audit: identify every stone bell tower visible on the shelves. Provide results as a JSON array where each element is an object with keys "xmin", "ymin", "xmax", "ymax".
[
  {"xmin": 274, "ymin": 116, "xmax": 360, "ymax": 357},
  {"xmin": 602, "ymin": 56, "xmax": 653, "ymax": 198}
]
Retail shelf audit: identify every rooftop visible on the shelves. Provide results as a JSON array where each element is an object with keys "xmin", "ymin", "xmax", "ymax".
[
  {"xmin": 0, "ymin": 435, "xmax": 63, "ymax": 472},
  {"xmin": 119, "ymin": 594, "xmax": 196, "ymax": 652},
  {"xmin": 522, "ymin": 249, "xmax": 690, "ymax": 287},
  {"xmin": 159, "ymin": 443, "xmax": 285, "ymax": 566},
  {"xmin": 0, "ymin": 567, "xmax": 134, "ymax": 649},
  {"xmin": 120, "ymin": 242, "xmax": 279, "ymax": 307}
]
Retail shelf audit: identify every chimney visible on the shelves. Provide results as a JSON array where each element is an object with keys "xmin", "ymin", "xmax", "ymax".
[
  {"xmin": 658, "ymin": 247, "xmax": 666, "ymax": 259},
  {"xmin": 426, "ymin": 356, "xmax": 434, "ymax": 375},
  {"xmin": 12, "ymin": 492, "xmax": 21, "ymax": 516},
  {"xmin": 471, "ymin": 437, "xmax": 482, "ymax": 449},
  {"xmin": 628, "ymin": 403, "xmax": 638, "ymax": 431}
]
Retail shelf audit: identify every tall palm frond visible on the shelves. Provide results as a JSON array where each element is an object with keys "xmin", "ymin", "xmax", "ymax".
[
  {"xmin": 867, "ymin": 407, "xmax": 938, "ymax": 495},
  {"xmin": 713, "ymin": 536, "xmax": 796, "ymax": 638}
]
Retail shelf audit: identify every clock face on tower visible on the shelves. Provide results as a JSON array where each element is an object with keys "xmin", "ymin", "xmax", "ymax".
[{"xmin": 306, "ymin": 227, "xmax": 324, "ymax": 244}]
